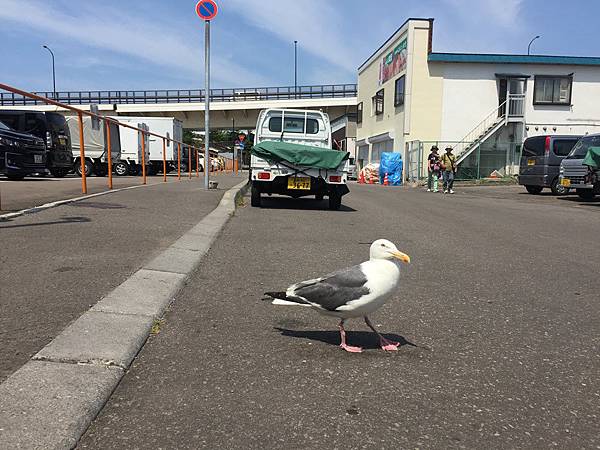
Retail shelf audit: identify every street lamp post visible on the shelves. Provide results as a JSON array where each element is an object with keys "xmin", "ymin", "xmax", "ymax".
[
  {"xmin": 527, "ymin": 35, "xmax": 540, "ymax": 56},
  {"xmin": 42, "ymin": 45, "xmax": 56, "ymax": 99},
  {"xmin": 294, "ymin": 40, "xmax": 298, "ymax": 99}
]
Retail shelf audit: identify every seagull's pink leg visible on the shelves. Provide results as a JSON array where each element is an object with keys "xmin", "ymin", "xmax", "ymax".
[
  {"xmin": 364, "ymin": 316, "xmax": 401, "ymax": 351},
  {"xmin": 339, "ymin": 320, "xmax": 362, "ymax": 353}
]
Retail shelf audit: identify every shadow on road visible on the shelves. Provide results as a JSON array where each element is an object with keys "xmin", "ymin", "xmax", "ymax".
[
  {"xmin": 558, "ymin": 196, "xmax": 600, "ymax": 207},
  {"xmin": 258, "ymin": 197, "xmax": 357, "ymax": 212},
  {"xmin": 274, "ymin": 327, "xmax": 417, "ymax": 350},
  {"xmin": 70, "ymin": 202, "xmax": 126, "ymax": 210},
  {"xmin": 0, "ymin": 216, "xmax": 91, "ymax": 229}
]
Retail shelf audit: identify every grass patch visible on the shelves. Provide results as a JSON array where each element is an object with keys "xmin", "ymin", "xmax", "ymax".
[{"xmin": 151, "ymin": 318, "xmax": 165, "ymax": 335}]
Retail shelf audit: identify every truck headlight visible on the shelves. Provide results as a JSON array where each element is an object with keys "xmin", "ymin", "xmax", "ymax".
[{"xmin": 0, "ymin": 136, "xmax": 17, "ymax": 146}]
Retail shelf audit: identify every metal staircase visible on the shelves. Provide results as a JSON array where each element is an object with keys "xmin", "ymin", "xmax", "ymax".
[{"xmin": 454, "ymin": 94, "xmax": 525, "ymax": 165}]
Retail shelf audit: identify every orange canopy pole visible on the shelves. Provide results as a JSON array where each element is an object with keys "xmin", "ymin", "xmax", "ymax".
[
  {"xmin": 77, "ymin": 111, "xmax": 87, "ymax": 194},
  {"xmin": 162, "ymin": 138, "xmax": 167, "ymax": 183},
  {"xmin": 195, "ymin": 148, "xmax": 199, "ymax": 177},
  {"xmin": 105, "ymin": 120, "xmax": 113, "ymax": 189},
  {"xmin": 188, "ymin": 146, "xmax": 192, "ymax": 179}
]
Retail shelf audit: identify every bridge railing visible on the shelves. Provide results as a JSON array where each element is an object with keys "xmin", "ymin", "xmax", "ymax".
[{"xmin": 0, "ymin": 84, "xmax": 357, "ymax": 106}]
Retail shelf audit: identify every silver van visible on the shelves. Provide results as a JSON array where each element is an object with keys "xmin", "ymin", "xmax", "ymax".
[{"xmin": 559, "ymin": 133, "xmax": 600, "ymax": 200}]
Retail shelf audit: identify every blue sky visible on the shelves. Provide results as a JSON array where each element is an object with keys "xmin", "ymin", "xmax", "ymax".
[{"xmin": 0, "ymin": 0, "xmax": 598, "ymax": 92}]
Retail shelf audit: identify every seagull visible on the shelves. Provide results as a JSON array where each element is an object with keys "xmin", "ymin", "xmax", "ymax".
[{"xmin": 265, "ymin": 239, "xmax": 410, "ymax": 353}]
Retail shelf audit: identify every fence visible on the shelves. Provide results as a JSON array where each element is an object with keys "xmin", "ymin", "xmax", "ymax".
[
  {"xmin": 0, "ymin": 83, "xmax": 241, "ymax": 211},
  {"xmin": 406, "ymin": 141, "xmax": 522, "ymax": 181},
  {"xmin": 0, "ymin": 84, "xmax": 358, "ymax": 106}
]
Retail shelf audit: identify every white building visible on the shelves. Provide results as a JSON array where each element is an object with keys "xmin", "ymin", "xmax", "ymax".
[{"xmin": 356, "ymin": 18, "xmax": 600, "ymax": 178}]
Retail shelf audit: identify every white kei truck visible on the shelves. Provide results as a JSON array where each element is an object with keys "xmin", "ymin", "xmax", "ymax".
[
  {"xmin": 250, "ymin": 108, "xmax": 350, "ymax": 210},
  {"xmin": 112, "ymin": 118, "xmax": 150, "ymax": 176},
  {"xmin": 112, "ymin": 116, "xmax": 183, "ymax": 175}
]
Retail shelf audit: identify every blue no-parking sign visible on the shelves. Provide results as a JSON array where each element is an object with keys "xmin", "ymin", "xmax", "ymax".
[{"xmin": 196, "ymin": 0, "xmax": 218, "ymax": 21}]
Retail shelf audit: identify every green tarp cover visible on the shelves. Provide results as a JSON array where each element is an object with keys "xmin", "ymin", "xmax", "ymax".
[
  {"xmin": 583, "ymin": 146, "xmax": 600, "ymax": 169},
  {"xmin": 252, "ymin": 140, "xmax": 348, "ymax": 170}
]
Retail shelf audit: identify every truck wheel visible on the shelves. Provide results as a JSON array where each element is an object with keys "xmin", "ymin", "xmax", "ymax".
[
  {"xmin": 328, "ymin": 193, "xmax": 342, "ymax": 210},
  {"xmin": 50, "ymin": 168, "xmax": 68, "ymax": 178},
  {"xmin": 114, "ymin": 162, "xmax": 129, "ymax": 176},
  {"xmin": 75, "ymin": 159, "xmax": 93, "ymax": 177},
  {"xmin": 251, "ymin": 185, "xmax": 261, "ymax": 207},
  {"xmin": 525, "ymin": 185, "xmax": 543, "ymax": 195},
  {"xmin": 550, "ymin": 178, "xmax": 567, "ymax": 195},
  {"xmin": 577, "ymin": 189, "xmax": 595, "ymax": 200}
]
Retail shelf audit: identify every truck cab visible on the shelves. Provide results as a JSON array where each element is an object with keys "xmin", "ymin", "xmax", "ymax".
[
  {"xmin": 250, "ymin": 109, "xmax": 349, "ymax": 210},
  {"xmin": 560, "ymin": 133, "xmax": 600, "ymax": 200}
]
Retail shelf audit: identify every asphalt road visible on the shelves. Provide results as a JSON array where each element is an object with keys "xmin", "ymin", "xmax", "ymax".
[
  {"xmin": 0, "ymin": 173, "xmax": 244, "ymax": 383},
  {"xmin": 0, "ymin": 173, "xmax": 206, "ymax": 213},
  {"xmin": 79, "ymin": 184, "xmax": 599, "ymax": 449}
]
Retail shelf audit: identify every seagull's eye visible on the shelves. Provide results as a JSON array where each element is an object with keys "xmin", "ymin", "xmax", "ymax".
[{"xmin": 381, "ymin": 243, "xmax": 386, "ymax": 247}]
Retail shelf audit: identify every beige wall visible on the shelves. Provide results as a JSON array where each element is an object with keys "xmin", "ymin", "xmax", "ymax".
[{"xmin": 356, "ymin": 19, "xmax": 443, "ymax": 166}]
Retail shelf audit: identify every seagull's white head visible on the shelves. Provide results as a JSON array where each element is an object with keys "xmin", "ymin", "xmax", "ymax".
[{"xmin": 369, "ymin": 239, "xmax": 411, "ymax": 264}]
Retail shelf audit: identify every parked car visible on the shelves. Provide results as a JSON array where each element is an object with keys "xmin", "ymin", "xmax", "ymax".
[
  {"xmin": 0, "ymin": 110, "xmax": 73, "ymax": 177},
  {"xmin": 0, "ymin": 120, "xmax": 46, "ymax": 180},
  {"xmin": 559, "ymin": 133, "xmax": 600, "ymax": 200},
  {"xmin": 518, "ymin": 135, "xmax": 581, "ymax": 195}
]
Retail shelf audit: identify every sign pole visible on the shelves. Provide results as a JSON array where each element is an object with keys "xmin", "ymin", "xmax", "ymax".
[{"xmin": 204, "ymin": 19, "xmax": 210, "ymax": 190}]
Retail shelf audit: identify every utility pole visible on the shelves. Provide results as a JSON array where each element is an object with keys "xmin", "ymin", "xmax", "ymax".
[{"xmin": 42, "ymin": 45, "xmax": 56, "ymax": 99}]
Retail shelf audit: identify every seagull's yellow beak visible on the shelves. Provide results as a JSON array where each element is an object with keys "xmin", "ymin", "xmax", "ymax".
[{"xmin": 390, "ymin": 251, "xmax": 411, "ymax": 264}]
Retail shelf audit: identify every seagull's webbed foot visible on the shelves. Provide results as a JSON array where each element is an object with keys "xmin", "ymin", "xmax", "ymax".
[
  {"xmin": 364, "ymin": 316, "xmax": 402, "ymax": 352},
  {"xmin": 379, "ymin": 337, "xmax": 401, "ymax": 352},
  {"xmin": 340, "ymin": 343, "xmax": 363, "ymax": 353},
  {"xmin": 338, "ymin": 320, "xmax": 362, "ymax": 353}
]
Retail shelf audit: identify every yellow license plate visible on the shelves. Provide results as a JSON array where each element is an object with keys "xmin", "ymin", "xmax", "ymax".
[
  {"xmin": 527, "ymin": 158, "xmax": 536, "ymax": 166},
  {"xmin": 561, "ymin": 178, "xmax": 571, "ymax": 187},
  {"xmin": 287, "ymin": 177, "xmax": 311, "ymax": 190},
  {"xmin": 59, "ymin": 138, "xmax": 67, "ymax": 145}
]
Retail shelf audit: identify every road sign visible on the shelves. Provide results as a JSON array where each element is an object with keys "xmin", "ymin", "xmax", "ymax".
[{"xmin": 196, "ymin": 0, "xmax": 218, "ymax": 21}]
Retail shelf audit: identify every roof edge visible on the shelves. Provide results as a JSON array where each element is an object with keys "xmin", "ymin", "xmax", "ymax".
[
  {"xmin": 358, "ymin": 17, "xmax": 433, "ymax": 73},
  {"xmin": 428, "ymin": 52, "xmax": 600, "ymax": 66}
]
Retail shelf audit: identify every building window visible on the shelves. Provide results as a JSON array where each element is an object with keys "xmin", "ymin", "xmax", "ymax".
[
  {"xmin": 394, "ymin": 76, "xmax": 405, "ymax": 106},
  {"xmin": 372, "ymin": 89, "xmax": 384, "ymax": 115},
  {"xmin": 357, "ymin": 102, "xmax": 363, "ymax": 124},
  {"xmin": 534, "ymin": 76, "xmax": 572, "ymax": 105}
]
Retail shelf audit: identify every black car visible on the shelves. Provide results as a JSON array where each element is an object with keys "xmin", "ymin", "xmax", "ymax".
[
  {"xmin": 0, "ymin": 110, "xmax": 73, "ymax": 177},
  {"xmin": 518, "ymin": 135, "xmax": 581, "ymax": 195},
  {"xmin": 0, "ymin": 120, "xmax": 47, "ymax": 180}
]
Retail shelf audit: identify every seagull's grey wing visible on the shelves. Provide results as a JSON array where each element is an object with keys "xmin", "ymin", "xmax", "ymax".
[{"xmin": 291, "ymin": 265, "xmax": 370, "ymax": 311}]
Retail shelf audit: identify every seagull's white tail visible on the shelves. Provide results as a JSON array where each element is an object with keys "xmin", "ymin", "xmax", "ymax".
[{"xmin": 272, "ymin": 299, "xmax": 311, "ymax": 307}]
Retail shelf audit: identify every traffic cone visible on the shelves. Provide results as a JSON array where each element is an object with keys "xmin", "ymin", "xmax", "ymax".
[
  {"xmin": 383, "ymin": 173, "xmax": 389, "ymax": 186},
  {"xmin": 358, "ymin": 170, "xmax": 365, "ymax": 184}
]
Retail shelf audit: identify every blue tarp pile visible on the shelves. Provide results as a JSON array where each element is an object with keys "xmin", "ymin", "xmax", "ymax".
[{"xmin": 379, "ymin": 152, "xmax": 403, "ymax": 185}]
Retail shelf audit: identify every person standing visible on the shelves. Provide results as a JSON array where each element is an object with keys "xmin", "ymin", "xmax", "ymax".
[
  {"xmin": 427, "ymin": 146, "xmax": 441, "ymax": 192},
  {"xmin": 441, "ymin": 147, "xmax": 457, "ymax": 194}
]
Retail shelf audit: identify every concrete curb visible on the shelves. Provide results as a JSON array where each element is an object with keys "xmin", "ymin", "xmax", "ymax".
[
  {"xmin": 0, "ymin": 182, "xmax": 161, "ymax": 222},
  {"xmin": 0, "ymin": 179, "xmax": 249, "ymax": 449}
]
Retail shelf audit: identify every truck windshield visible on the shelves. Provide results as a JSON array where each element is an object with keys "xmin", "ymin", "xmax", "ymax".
[
  {"xmin": 23, "ymin": 113, "xmax": 47, "ymax": 137},
  {"xmin": 567, "ymin": 135, "xmax": 600, "ymax": 159}
]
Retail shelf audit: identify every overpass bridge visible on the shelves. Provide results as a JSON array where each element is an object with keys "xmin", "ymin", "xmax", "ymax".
[{"xmin": 0, "ymin": 84, "xmax": 357, "ymax": 130}]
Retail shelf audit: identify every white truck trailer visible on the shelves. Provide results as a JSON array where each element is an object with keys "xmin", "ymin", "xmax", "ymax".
[
  {"xmin": 65, "ymin": 116, "xmax": 121, "ymax": 177},
  {"xmin": 113, "ymin": 117, "xmax": 183, "ymax": 175},
  {"xmin": 250, "ymin": 108, "xmax": 350, "ymax": 210},
  {"xmin": 112, "ymin": 118, "xmax": 150, "ymax": 176}
]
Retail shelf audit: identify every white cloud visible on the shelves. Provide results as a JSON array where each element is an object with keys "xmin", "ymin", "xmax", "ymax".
[{"xmin": 0, "ymin": 0, "xmax": 270, "ymax": 87}]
